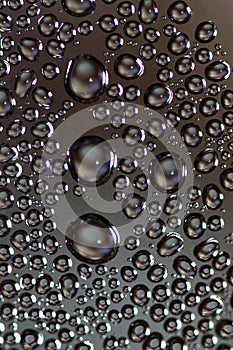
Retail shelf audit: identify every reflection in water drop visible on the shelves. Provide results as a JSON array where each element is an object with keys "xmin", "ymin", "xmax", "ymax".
[
  {"xmin": 66, "ymin": 213, "xmax": 120, "ymax": 264},
  {"xmin": 65, "ymin": 55, "xmax": 109, "ymax": 102},
  {"xmin": 149, "ymin": 152, "xmax": 187, "ymax": 193},
  {"xmin": 68, "ymin": 135, "xmax": 116, "ymax": 186}
]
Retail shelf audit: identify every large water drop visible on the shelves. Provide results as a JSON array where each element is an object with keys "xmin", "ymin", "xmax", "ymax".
[
  {"xmin": 65, "ymin": 55, "xmax": 108, "ymax": 102},
  {"xmin": 68, "ymin": 135, "xmax": 116, "ymax": 186},
  {"xmin": 66, "ymin": 214, "xmax": 120, "ymax": 264}
]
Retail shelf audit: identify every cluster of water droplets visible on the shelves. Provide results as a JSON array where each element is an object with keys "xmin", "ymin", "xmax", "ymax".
[{"xmin": 0, "ymin": 0, "xmax": 233, "ymax": 349}]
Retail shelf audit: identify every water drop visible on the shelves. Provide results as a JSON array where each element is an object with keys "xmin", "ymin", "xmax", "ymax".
[
  {"xmin": 128, "ymin": 320, "xmax": 150, "ymax": 342},
  {"xmin": 0, "ymin": 13, "xmax": 13, "ymax": 32},
  {"xmin": 59, "ymin": 273, "xmax": 79, "ymax": 299},
  {"xmin": 203, "ymin": 184, "xmax": 223, "ymax": 210},
  {"xmin": 66, "ymin": 213, "xmax": 120, "ymax": 264},
  {"xmin": 205, "ymin": 60, "xmax": 231, "ymax": 82},
  {"xmin": 157, "ymin": 232, "xmax": 184, "ymax": 257},
  {"xmin": 221, "ymin": 89, "xmax": 233, "ymax": 109},
  {"xmin": 195, "ymin": 21, "xmax": 218, "ymax": 43},
  {"xmin": 194, "ymin": 238, "xmax": 219, "ymax": 261},
  {"xmin": 62, "ymin": 0, "xmax": 96, "ymax": 16},
  {"xmin": 168, "ymin": 32, "xmax": 190, "ymax": 55},
  {"xmin": 21, "ymin": 329, "xmax": 44, "ymax": 349},
  {"xmin": 65, "ymin": 55, "xmax": 108, "ymax": 102},
  {"xmin": 38, "ymin": 14, "xmax": 58, "ymax": 36},
  {"xmin": 18, "ymin": 38, "xmax": 43, "ymax": 62},
  {"xmin": 199, "ymin": 295, "xmax": 223, "ymax": 317},
  {"xmin": 114, "ymin": 54, "xmax": 144, "ymax": 80},
  {"xmin": 194, "ymin": 149, "xmax": 218, "ymax": 174},
  {"xmin": 122, "ymin": 193, "xmax": 146, "ymax": 219},
  {"xmin": 183, "ymin": 213, "xmax": 206, "ymax": 239},
  {"xmin": 181, "ymin": 123, "xmax": 202, "ymax": 147},
  {"xmin": 0, "ymin": 187, "xmax": 14, "ymax": 209},
  {"xmin": 149, "ymin": 152, "xmax": 187, "ymax": 193},
  {"xmin": 217, "ymin": 320, "xmax": 233, "ymax": 339},
  {"xmin": 144, "ymin": 83, "xmax": 173, "ymax": 109},
  {"xmin": 220, "ymin": 168, "xmax": 233, "ymax": 191},
  {"xmin": 175, "ymin": 55, "xmax": 195, "ymax": 75},
  {"xmin": 98, "ymin": 14, "xmax": 118, "ymax": 32},
  {"xmin": 15, "ymin": 69, "xmax": 37, "ymax": 98},
  {"xmin": 173, "ymin": 255, "xmax": 197, "ymax": 279},
  {"xmin": 32, "ymin": 87, "xmax": 53, "ymax": 109},
  {"xmin": 138, "ymin": 0, "xmax": 158, "ymax": 24},
  {"xmin": 68, "ymin": 135, "xmax": 116, "ymax": 186},
  {"xmin": 0, "ymin": 87, "xmax": 15, "ymax": 118},
  {"xmin": 167, "ymin": 1, "xmax": 192, "ymax": 24}
]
